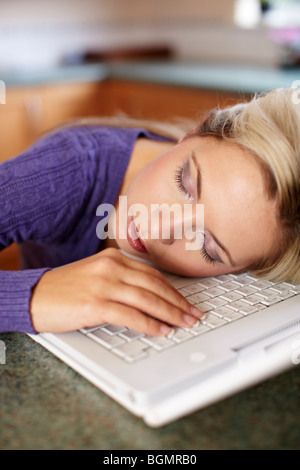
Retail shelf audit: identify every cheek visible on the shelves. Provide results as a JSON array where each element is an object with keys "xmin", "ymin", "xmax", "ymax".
[
  {"xmin": 148, "ymin": 242, "xmax": 239, "ymax": 277},
  {"xmin": 127, "ymin": 158, "xmax": 170, "ymax": 204}
]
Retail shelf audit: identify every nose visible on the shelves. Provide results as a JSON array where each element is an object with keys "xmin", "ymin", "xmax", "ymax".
[
  {"xmin": 150, "ymin": 203, "xmax": 204, "ymax": 248},
  {"xmin": 150, "ymin": 205, "xmax": 183, "ymax": 245},
  {"xmin": 158, "ymin": 237, "xmax": 174, "ymax": 246}
]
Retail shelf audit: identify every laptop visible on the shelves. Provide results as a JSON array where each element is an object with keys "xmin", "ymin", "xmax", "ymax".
[{"xmin": 29, "ymin": 251, "xmax": 300, "ymax": 427}]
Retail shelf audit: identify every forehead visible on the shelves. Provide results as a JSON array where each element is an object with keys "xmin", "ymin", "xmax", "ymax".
[{"xmin": 179, "ymin": 136, "xmax": 266, "ymax": 197}]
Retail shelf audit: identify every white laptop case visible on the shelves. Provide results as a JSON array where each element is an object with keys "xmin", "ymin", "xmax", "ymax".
[{"xmin": 29, "ymin": 254, "xmax": 300, "ymax": 427}]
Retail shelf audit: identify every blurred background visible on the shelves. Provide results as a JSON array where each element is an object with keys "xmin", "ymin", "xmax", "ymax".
[
  {"xmin": 1, "ymin": 0, "xmax": 300, "ymax": 69},
  {"xmin": 0, "ymin": 0, "xmax": 299, "ymax": 266}
]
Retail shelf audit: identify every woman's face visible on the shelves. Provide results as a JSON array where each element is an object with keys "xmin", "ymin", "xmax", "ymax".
[{"xmin": 113, "ymin": 136, "xmax": 279, "ymax": 277}]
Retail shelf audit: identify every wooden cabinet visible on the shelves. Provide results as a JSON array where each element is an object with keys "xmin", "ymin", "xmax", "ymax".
[
  {"xmin": 41, "ymin": 81, "xmax": 107, "ymax": 131},
  {"xmin": 0, "ymin": 82, "xmax": 106, "ymax": 162},
  {"xmin": 0, "ymin": 81, "xmax": 106, "ymax": 268},
  {"xmin": 0, "ymin": 87, "xmax": 42, "ymax": 162},
  {"xmin": 102, "ymin": 79, "xmax": 245, "ymax": 121}
]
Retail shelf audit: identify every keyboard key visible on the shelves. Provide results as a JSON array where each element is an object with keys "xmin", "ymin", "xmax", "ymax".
[
  {"xmin": 179, "ymin": 288, "xmax": 196, "ymax": 297},
  {"xmin": 167, "ymin": 328, "xmax": 193, "ymax": 343},
  {"xmin": 227, "ymin": 299, "xmax": 252, "ymax": 311},
  {"xmin": 204, "ymin": 286, "xmax": 227, "ymax": 297},
  {"xmin": 80, "ymin": 324, "xmax": 107, "ymax": 334},
  {"xmin": 234, "ymin": 286, "xmax": 258, "ymax": 296},
  {"xmin": 119, "ymin": 329, "xmax": 144, "ymax": 341},
  {"xmin": 233, "ymin": 275, "xmax": 256, "ymax": 285},
  {"xmin": 172, "ymin": 278, "xmax": 203, "ymax": 289},
  {"xmin": 102, "ymin": 324, "xmax": 127, "ymax": 335},
  {"xmin": 255, "ymin": 303, "xmax": 267, "ymax": 310},
  {"xmin": 195, "ymin": 278, "xmax": 221, "ymax": 288},
  {"xmin": 218, "ymin": 281, "xmax": 241, "ymax": 292},
  {"xmin": 141, "ymin": 336, "xmax": 174, "ymax": 351},
  {"xmin": 88, "ymin": 330, "xmax": 126, "ymax": 349},
  {"xmin": 204, "ymin": 297, "xmax": 228, "ymax": 308},
  {"xmin": 278, "ymin": 282, "xmax": 296, "ymax": 289},
  {"xmin": 251, "ymin": 280, "xmax": 273, "ymax": 290},
  {"xmin": 238, "ymin": 305, "xmax": 259, "ymax": 315},
  {"xmin": 214, "ymin": 274, "xmax": 236, "ymax": 283},
  {"xmin": 187, "ymin": 292, "xmax": 210, "ymax": 303},
  {"xmin": 255, "ymin": 288, "xmax": 280, "ymax": 299},
  {"xmin": 223, "ymin": 311, "xmax": 243, "ymax": 322},
  {"xmin": 112, "ymin": 339, "xmax": 149, "ymax": 357},
  {"xmin": 194, "ymin": 302, "xmax": 214, "ymax": 313},
  {"xmin": 210, "ymin": 306, "xmax": 236, "ymax": 317},
  {"xmin": 202, "ymin": 313, "xmax": 228, "ymax": 328},
  {"xmin": 260, "ymin": 296, "xmax": 282, "ymax": 306},
  {"xmin": 241, "ymin": 294, "xmax": 265, "ymax": 305},
  {"xmin": 291, "ymin": 285, "xmax": 300, "ymax": 293},
  {"xmin": 180, "ymin": 283, "xmax": 205, "ymax": 295},
  {"xmin": 190, "ymin": 323, "xmax": 211, "ymax": 335},
  {"xmin": 219, "ymin": 291, "xmax": 243, "ymax": 302},
  {"xmin": 278, "ymin": 291, "xmax": 296, "ymax": 300},
  {"xmin": 271, "ymin": 283, "xmax": 297, "ymax": 295},
  {"xmin": 123, "ymin": 350, "xmax": 149, "ymax": 363}
]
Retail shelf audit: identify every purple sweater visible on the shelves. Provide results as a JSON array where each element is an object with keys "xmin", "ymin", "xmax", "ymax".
[{"xmin": 0, "ymin": 126, "xmax": 167, "ymax": 334}]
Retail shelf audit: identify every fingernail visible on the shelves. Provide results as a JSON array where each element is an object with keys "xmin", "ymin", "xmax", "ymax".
[
  {"xmin": 190, "ymin": 306, "xmax": 204, "ymax": 318},
  {"xmin": 160, "ymin": 324, "xmax": 173, "ymax": 335},
  {"xmin": 183, "ymin": 314, "xmax": 197, "ymax": 326}
]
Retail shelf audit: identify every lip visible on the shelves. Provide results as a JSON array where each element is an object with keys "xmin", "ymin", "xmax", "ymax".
[{"xmin": 127, "ymin": 216, "xmax": 148, "ymax": 254}]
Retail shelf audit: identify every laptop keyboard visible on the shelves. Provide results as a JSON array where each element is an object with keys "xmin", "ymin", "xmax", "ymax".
[{"xmin": 79, "ymin": 273, "xmax": 300, "ymax": 364}]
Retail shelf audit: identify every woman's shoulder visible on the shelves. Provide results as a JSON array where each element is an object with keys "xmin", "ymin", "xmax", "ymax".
[{"xmin": 36, "ymin": 124, "xmax": 149, "ymax": 154}]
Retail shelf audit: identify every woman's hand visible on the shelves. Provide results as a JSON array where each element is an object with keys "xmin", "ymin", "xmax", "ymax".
[{"xmin": 30, "ymin": 248, "xmax": 203, "ymax": 336}]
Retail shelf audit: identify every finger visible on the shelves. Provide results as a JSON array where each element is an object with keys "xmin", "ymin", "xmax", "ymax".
[
  {"xmin": 100, "ymin": 248, "xmax": 167, "ymax": 280},
  {"xmin": 117, "ymin": 266, "xmax": 203, "ymax": 320},
  {"xmin": 95, "ymin": 300, "xmax": 173, "ymax": 336},
  {"xmin": 94, "ymin": 249, "xmax": 203, "ymax": 321},
  {"xmin": 105, "ymin": 283, "xmax": 200, "ymax": 329}
]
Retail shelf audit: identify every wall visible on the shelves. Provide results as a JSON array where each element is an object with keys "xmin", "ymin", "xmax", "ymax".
[
  {"xmin": 0, "ymin": 0, "xmax": 236, "ymax": 24},
  {"xmin": 0, "ymin": 0, "xmax": 278, "ymax": 69}
]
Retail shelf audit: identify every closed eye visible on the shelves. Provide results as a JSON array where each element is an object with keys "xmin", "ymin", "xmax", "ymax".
[{"xmin": 174, "ymin": 163, "xmax": 194, "ymax": 200}]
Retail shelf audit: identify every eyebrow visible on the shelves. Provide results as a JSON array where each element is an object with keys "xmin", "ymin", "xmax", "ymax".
[
  {"xmin": 191, "ymin": 152, "xmax": 201, "ymax": 202},
  {"xmin": 190, "ymin": 152, "xmax": 237, "ymax": 267},
  {"xmin": 207, "ymin": 230, "xmax": 237, "ymax": 267}
]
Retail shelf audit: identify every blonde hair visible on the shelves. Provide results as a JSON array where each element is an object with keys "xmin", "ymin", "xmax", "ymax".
[
  {"xmin": 188, "ymin": 88, "xmax": 300, "ymax": 284},
  {"xmin": 49, "ymin": 89, "xmax": 299, "ymax": 284},
  {"xmin": 46, "ymin": 115, "xmax": 190, "ymax": 142}
]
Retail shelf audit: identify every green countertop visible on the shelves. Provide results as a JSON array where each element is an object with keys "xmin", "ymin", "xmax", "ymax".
[
  {"xmin": 108, "ymin": 62, "xmax": 300, "ymax": 94},
  {"xmin": 0, "ymin": 331, "xmax": 299, "ymax": 450},
  {"xmin": 2, "ymin": 61, "xmax": 300, "ymax": 94}
]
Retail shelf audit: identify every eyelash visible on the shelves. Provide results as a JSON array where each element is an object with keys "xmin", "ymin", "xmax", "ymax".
[
  {"xmin": 174, "ymin": 166, "xmax": 215, "ymax": 265},
  {"xmin": 174, "ymin": 165, "xmax": 193, "ymax": 200},
  {"xmin": 199, "ymin": 244, "xmax": 216, "ymax": 265}
]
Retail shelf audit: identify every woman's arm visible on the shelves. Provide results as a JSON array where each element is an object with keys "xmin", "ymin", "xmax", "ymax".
[
  {"xmin": 0, "ymin": 268, "xmax": 50, "ymax": 333},
  {"xmin": 0, "ymin": 129, "xmax": 89, "ymax": 333}
]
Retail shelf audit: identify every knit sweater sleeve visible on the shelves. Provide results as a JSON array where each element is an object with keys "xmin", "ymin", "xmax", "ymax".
[{"xmin": 0, "ymin": 129, "xmax": 92, "ymax": 334}]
